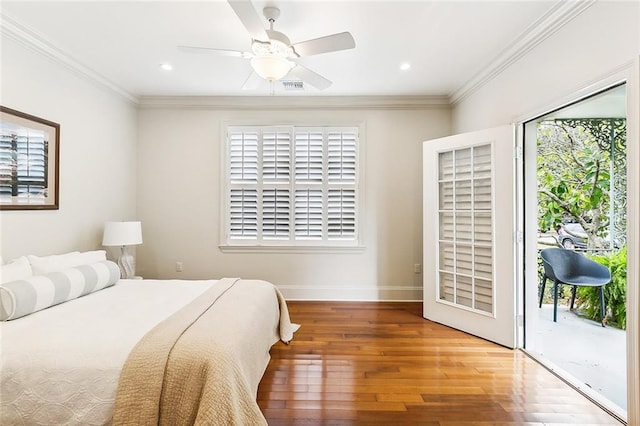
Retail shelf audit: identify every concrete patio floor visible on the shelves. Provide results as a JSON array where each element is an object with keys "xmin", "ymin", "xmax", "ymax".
[{"xmin": 530, "ymin": 304, "xmax": 627, "ymax": 415}]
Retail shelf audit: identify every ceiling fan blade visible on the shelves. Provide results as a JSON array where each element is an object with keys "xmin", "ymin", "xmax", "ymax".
[
  {"xmin": 292, "ymin": 32, "xmax": 355, "ymax": 57},
  {"xmin": 287, "ymin": 64, "xmax": 332, "ymax": 91},
  {"xmin": 178, "ymin": 45, "xmax": 251, "ymax": 58},
  {"xmin": 227, "ymin": 0, "xmax": 269, "ymax": 42},
  {"xmin": 242, "ymin": 71, "xmax": 263, "ymax": 90}
]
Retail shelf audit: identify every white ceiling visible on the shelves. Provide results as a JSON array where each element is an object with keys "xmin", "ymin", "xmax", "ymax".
[{"xmin": 2, "ymin": 1, "xmax": 562, "ymax": 99}]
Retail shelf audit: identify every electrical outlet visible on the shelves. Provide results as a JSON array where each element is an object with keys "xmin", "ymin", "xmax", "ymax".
[
  {"xmin": 176, "ymin": 261, "xmax": 183, "ymax": 272},
  {"xmin": 414, "ymin": 263, "xmax": 421, "ymax": 274}
]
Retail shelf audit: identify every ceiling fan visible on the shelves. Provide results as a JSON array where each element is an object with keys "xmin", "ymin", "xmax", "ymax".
[{"xmin": 179, "ymin": 0, "xmax": 356, "ymax": 91}]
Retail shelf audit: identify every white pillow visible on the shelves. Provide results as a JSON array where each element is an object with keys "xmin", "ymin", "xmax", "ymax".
[
  {"xmin": 62, "ymin": 250, "xmax": 107, "ymax": 268},
  {"xmin": 1, "ymin": 257, "xmax": 33, "ymax": 284},
  {"xmin": 27, "ymin": 252, "xmax": 79, "ymax": 275},
  {"xmin": 0, "ymin": 260, "xmax": 120, "ymax": 321},
  {"xmin": 27, "ymin": 251, "xmax": 107, "ymax": 275}
]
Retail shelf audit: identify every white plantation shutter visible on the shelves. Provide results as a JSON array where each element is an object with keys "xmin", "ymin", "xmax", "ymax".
[
  {"xmin": 263, "ymin": 189, "xmax": 290, "ymax": 239},
  {"xmin": 229, "ymin": 189, "xmax": 257, "ymax": 237},
  {"xmin": 0, "ymin": 131, "xmax": 14, "ymax": 199},
  {"xmin": 328, "ymin": 189, "xmax": 356, "ymax": 239},
  {"xmin": 328, "ymin": 131, "xmax": 357, "ymax": 182},
  {"xmin": 229, "ymin": 130, "xmax": 258, "ymax": 182},
  {"xmin": 228, "ymin": 127, "xmax": 259, "ymax": 238},
  {"xmin": 437, "ymin": 143, "xmax": 494, "ymax": 314},
  {"xmin": 294, "ymin": 189, "xmax": 323, "ymax": 239},
  {"xmin": 225, "ymin": 125, "xmax": 359, "ymax": 246},
  {"xmin": 0, "ymin": 129, "xmax": 48, "ymax": 202},
  {"xmin": 263, "ymin": 131, "xmax": 290, "ymax": 182},
  {"xmin": 294, "ymin": 130, "xmax": 323, "ymax": 182},
  {"xmin": 325, "ymin": 128, "xmax": 358, "ymax": 242}
]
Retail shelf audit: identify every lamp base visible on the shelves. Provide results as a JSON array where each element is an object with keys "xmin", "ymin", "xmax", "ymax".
[{"xmin": 118, "ymin": 246, "xmax": 136, "ymax": 279}]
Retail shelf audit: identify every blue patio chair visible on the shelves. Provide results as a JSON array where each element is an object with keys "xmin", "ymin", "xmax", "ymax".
[{"xmin": 539, "ymin": 248, "xmax": 611, "ymax": 326}]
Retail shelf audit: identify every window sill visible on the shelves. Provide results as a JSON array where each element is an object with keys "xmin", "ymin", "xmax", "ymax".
[{"xmin": 219, "ymin": 245, "xmax": 366, "ymax": 254}]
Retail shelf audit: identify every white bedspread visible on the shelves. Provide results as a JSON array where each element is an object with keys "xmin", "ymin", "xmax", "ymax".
[{"xmin": 0, "ymin": 279, "xmax": 217, "ymax": 425}]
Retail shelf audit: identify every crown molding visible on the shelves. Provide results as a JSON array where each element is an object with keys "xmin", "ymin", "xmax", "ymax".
[
  {"xmin": 3, "ymin": 1, "xmax": 594, "ymax": 110},
  {"xmin": 450, "ymin": 0, "xmax": 597, "ymax": 105},
  {"xmin": 1, "ymin": 13, "xmax": 138, "ymax": 105},
  {"xmin": 137, "ymin": 95, "xmax": 451, "ymax": 110}
]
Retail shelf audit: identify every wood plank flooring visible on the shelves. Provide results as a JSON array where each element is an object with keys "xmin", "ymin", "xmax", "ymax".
[{"xmin": 257, "ymin": 301, "xmax": 621, "ymax": 425}]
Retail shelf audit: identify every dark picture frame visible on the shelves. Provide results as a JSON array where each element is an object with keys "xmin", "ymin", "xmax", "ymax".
[{"xmin": 0, "ymin": 106, "xmax": 60, "ymax": 210}]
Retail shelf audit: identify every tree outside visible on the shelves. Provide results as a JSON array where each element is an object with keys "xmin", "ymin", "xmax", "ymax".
[
  {"xmin": 537, "ymin": 118, "xmax": 626, "ymax": 250},
  {"xmin": 537, "ymin": 117, "xmax": 627, "ymax": 328}
]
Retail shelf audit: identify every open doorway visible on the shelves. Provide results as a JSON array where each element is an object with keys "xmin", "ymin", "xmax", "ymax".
[{"xmin": 523, "ymin": 84, "xmax": 628, "ymax": 421}]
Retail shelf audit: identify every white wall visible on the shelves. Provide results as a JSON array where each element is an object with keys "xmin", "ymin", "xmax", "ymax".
[
  {"xmin": 451, "ymin": 2, "xmax": 639, "ymax": 422},
  {"xmin": 452, "ymin": 1, "xmax": 639, "ymax": 132},
  {"xmin": 136, "ymin": 102, "xmax": 450, "ymax": 300},
  {"xmin": 0, "ymin": 37, "xmax": 138, "ymax": 261}
]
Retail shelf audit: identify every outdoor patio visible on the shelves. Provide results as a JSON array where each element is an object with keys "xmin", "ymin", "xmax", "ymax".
[{"xmin": 531, "ymin": 303, "xmax": 627, "ymax": 414}]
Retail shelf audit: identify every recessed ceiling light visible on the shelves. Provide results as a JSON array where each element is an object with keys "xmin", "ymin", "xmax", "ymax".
[
  {"xmin": 160, "ymin": 63, "xmax": 173, "ymax": 71},
  {"xmin": 400, "ymin": 62, "xmax": 411, "ymax": 71}
]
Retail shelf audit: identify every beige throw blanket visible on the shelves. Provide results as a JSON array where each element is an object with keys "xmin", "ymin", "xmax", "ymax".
[{"xmin": 112, "ymin": 278, "xmax": 298, "ymax": 425}]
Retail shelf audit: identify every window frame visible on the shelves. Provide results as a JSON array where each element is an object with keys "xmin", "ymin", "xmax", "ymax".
[{"xmin": 220, "ymin": 122, "xmax": 365, "ymax": 252}]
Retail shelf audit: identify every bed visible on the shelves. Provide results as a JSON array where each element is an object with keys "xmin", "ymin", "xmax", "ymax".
[{"xmin": 0, "ymin": 256, "xmax": 298, "ymax": 425}]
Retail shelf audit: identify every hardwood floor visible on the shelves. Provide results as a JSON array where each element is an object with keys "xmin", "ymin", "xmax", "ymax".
[{"xmin": 257, "ymin": 301, "xmax": 621, "ymax": 425}]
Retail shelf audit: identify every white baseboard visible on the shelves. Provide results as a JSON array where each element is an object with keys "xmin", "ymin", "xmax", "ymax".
[{"xmin": 277, "ymin": 285, "xmax": 423, "ymax": 302}]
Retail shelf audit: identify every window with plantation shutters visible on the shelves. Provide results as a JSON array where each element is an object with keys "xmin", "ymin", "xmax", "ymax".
[
  {"xmin": 225, "ymin": 125, "xmax": 359, "ymax": 247},
  {"xmin": 437, "ymin": 144, "xmax": 494, "ymax": 314},
  {"xmin": 0, "ymin": 129, "xmax": 48, "ymax": 203}
]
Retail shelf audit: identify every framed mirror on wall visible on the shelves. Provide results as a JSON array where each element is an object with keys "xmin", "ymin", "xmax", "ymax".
[{"xmin": 0, "ymin": 106, "xmax": 60, "ymax": 210}]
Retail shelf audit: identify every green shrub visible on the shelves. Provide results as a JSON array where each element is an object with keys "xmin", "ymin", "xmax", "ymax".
[{"xmin": 575, "ymin": 246, "xmax": 627, "ymax": 329}]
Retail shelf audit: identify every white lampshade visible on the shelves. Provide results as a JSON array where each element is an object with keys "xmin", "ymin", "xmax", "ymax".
[
  {"xmin": 251, "ymin": 55, "xmax": 294, "ymax": 81},
  {"xmin": 102, "ymin": 221, "xmax": 143, "ymax": 247}
]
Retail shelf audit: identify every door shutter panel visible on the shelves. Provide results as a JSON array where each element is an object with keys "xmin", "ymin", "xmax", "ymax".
[{"xmin": 437, "ymin": 144, "xmax": 494, "ymax": 313}]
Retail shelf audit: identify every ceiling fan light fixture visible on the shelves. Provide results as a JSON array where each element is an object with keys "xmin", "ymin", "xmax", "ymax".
[
  {"xmin": 251, "ymin": 34, "xmax": 294, "ymax": 58},
  {"xmin": 251, "ymin": 55, "xmax": 294, "ymax": 81}
]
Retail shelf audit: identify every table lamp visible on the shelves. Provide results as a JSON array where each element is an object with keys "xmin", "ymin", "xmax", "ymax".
[{"xmin": 102, "ymin": 221, "xmax": 143, "ymax": 279}]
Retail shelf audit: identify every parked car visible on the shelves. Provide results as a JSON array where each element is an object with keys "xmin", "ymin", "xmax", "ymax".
[{"xmin": 556, "ymin": 223, "xmax": 588, "ymax": 249}]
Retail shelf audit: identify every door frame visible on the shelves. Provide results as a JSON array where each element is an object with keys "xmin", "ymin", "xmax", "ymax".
[{"xmin": 515, "ymin": 59, "xmax": 639, "ymax": 424}]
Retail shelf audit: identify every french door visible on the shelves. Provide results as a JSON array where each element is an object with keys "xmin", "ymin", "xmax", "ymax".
[{"xmin": 423, "ymin": 125, "xmax": 517, "ymax": 348}]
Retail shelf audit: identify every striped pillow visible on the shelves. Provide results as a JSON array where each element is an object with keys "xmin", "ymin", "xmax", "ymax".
[{"xmin": 0, "ymin": 260, "xmax": 120, "ymax": 321}]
